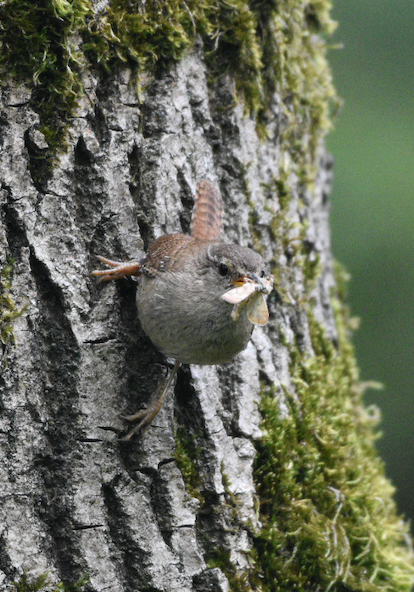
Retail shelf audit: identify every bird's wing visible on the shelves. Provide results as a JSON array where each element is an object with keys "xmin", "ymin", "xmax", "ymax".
[{"xmin": 143, "ymin": 234, "xmax": 195, "ymax": 273}]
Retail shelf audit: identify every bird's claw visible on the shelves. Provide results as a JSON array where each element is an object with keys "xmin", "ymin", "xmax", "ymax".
[
  {"xmin": 91, "ymin": 256, "xmax": 142, "ymax": 281},
  {"xmin": 117, "ymin": 361, "xmax": 181, "ymax": 442}
]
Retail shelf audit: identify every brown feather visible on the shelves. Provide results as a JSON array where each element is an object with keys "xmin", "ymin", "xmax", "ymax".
[
  {"xmin": 191, "ymin": 180, "xmax": 223, "ymax": 240},
  {"xmin": 143, "ymin": 234, "xmax": 197, "ymax": 273}
]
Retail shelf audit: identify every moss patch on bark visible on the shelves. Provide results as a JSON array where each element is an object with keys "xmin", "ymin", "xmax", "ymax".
[
  {"xmin": 11, "ymin": 570, "xmax": 89, "ymax": 591},
  {"xmin": 252, "ymin": 262, "xmax": 414, "ymax": 592},
  {"xmin": 0, "ymin": 0, "xmax": 337, "ymax": 167},
  {"xmin": 0, "ymin": 261, "xmax": 25, "ymax": 354}
]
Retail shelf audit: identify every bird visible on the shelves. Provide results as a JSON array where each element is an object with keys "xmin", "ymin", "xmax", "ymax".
[{"xmin": 92, "ymin": 180, "xmax": 273, "ymax": 440}]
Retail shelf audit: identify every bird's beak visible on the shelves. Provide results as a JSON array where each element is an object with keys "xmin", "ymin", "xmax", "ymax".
[
  {"xmin": 231, "ymin": 276, "xmax": 246, "ymax": 287},
  {"xmin": 232, "ymin": 272, "xmax": 270, "ymax": 294},
  {"xmin": 247, "ymin": 272, "xmax": 265, "ymax": 290}
]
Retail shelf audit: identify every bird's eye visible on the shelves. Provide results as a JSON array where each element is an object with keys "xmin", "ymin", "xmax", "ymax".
[
  {"xmin": 260, "ymin": 269, "xmax": 266, "ymax": 278},
  {"xmin": 218, "ymin": 263, "xmax": 229, "ymax": 277}
]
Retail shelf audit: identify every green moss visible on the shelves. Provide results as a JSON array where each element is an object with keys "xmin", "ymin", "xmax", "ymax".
[
  {"xmin": 220, "ymin": 459, "xmax": 242, "ymax": 511},
  {"xmin": 302, "ymin": 249, "xmax": 320, "ymax": 287},
  {"xmin": 0, "ymin": 0, "xmax": 92, "ymax": 151},
  {"xmin": 248, "ymin": 203, "xmax": 266, "ymax": 257},
  {"xmin": 267, "ymin": 191, "xmax": 299, "ymax": 304},
  {"xmin": 299, "ymin": 216, "xmax": 321, "ymax": 290},
  {"xmin": 11, "ymin": 571, "xmax": 89, "ymax": 592},
  {"xmin": 274, "ymin": 182, "xmax": 291, "ymax": 213},
  {"xmin": 174, "ymin": 426, "xmax": 203, "ymax": 502},
  {"xmin": 86, "ymin": 0, "xmax": 194, "ymax": 70},
  {"xmin": 251, "ymin": 266, "xmax": 414, "ymax": 592},
  {"xmin": 259, "ymin": 0, "xmax": 339, "ymax": 165},
  {"xmin": 0, "ymin": 0, "xmax": 337, "ymax": 171},
  {"xmin": 1, "ymin": 261, "xmax": 26, "ymax": 351},
  {"xmin": 207, "ymin": 547, "xmax": 252, "ymax": 592}
]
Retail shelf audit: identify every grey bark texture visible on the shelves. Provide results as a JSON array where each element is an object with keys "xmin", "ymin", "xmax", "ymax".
[{"xmin": 0, "ymin": 44, "xmax": 334, "ymax": 590}]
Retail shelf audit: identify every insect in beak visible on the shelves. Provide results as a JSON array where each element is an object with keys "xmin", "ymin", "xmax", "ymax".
[{"xmin": 221, "ymin": 274, "xmax": 274, "ymax": 326}]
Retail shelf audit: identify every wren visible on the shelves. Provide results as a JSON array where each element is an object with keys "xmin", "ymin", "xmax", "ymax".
[{"xmin": 92, "ymin": 181, "xmax": 273, "ymax": 440}]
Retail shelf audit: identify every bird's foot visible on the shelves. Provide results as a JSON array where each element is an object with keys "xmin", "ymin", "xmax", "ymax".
[
  {"xmin": 91, "ymin": 256, "xmax": 141, "ymax": 281},
  {"xmin": 118, "ymin": 361, "xmax": 181, "ymax": 442},
  {"xmin": 118, "ymin": 407, "xmax": 161, "ymax": 442}
]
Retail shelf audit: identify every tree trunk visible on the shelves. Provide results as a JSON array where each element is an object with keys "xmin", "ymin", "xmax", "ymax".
[{"xmin": 0, "ymin": 2, "xmax": 413, "ymax": 592}]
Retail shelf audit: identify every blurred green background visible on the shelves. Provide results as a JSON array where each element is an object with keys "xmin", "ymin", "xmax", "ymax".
[{"xmin": 327, "ymin": 1, "xmax": 414, "ymax": 525}]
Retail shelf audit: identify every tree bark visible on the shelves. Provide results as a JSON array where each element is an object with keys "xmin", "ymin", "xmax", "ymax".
[{"xmin": 0, "ymin": 3, "xmax": 413, "ymax": 592}]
